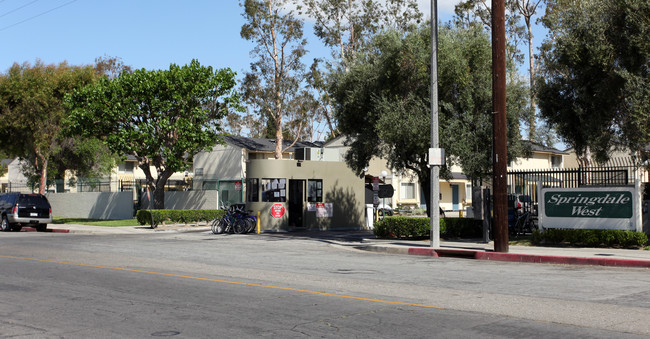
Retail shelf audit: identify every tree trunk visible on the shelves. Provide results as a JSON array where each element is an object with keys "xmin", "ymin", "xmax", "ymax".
[
  {"xmin": 140, "ymin": 161, "xmax": 172, "ymax": 210},
  {"xmin": 35, "ymin": 151, "xmax": 48, "ymax": 195},
  {"xmin": 274, "ymin": 116, "xmax": 283, "ymax": 159},
  {"xmin": 153, "ymin": 181, "xmax": 166, "ymax": 210},
  {"xmin": 526, "ymin": 16, "xmax": 536, "ymax": 141},
  {"xmin": 153, "ymin": 169, "xmax": 174, "ymax": 210}
]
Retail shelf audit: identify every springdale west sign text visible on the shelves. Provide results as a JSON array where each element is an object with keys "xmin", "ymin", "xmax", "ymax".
[{"xmin": 540, "ymin": 187, "xmax": 637, "ymax": 231}]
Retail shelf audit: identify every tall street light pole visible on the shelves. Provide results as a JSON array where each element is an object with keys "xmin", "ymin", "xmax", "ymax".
[
  {"xmin": 492, "ymin": 0, "xmax": 509, "ymax": 252},
  {"xmin": 430, "ymin": 0, "xmax": 441, "ymax": 248}
]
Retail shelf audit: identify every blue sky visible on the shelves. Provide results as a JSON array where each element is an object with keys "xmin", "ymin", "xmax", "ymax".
[
  {"xmin": 2, "ymin": 0, "xmax": 554, "ymax": 144},
  {"xmin": 1, "ymin": 0, "xmax": 465, "ymax": 75}
]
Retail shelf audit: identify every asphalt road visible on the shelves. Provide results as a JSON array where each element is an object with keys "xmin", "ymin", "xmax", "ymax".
[{"xmin": 1, "ymin": 231, "xmax": 649, "ymax": 338}]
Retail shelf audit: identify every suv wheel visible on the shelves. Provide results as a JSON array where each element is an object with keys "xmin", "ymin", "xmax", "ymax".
[{"xmin": 1, "ymin": 216, "xmax": 11, "ymax": 232}]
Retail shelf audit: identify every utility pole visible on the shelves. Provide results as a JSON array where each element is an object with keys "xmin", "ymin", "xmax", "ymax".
[
  {"xmin": 492, "ymin": 0, "xmax": 509, "ymax": 252},
  {"xmin": 430, "ymin": 0, "xmax": 441, "ymax": 248}
]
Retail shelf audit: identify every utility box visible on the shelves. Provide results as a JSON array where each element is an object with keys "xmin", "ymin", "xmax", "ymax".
[
  {"xmin": 472, "ymin": 186, "xmax": 486, "ymax": 220},
  {"xmin": 429, "ymin": 148, "xmax": 445, "ymax": 166},
  {"xmin": 473, "ymin": 186, "xmax": 491, "ymax": 243}
]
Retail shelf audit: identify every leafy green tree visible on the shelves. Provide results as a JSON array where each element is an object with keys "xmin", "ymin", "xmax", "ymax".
[
  {"xmin": 0, "ymin": 61, "xmax": 98, "ymax": 194},
  {"xmin": 0, "ymin": 151, "xmax": 8, "ymax": 177},
  {"xmin": 536, "ymin": 0, "xmax": 650, "ymax": 162},
  {"xmin": 48, "ymin": 137, "xmax": 118, "ymax": 191},
  {"xmin": 240, "ymin": 0, "xmax": 310, "ymax": 158},
  {"xmin": 331, "ymin": 22, "xmax": 526, "ymax": 215},
  {"xmin": 66, "ymin": 60, "xmax": 240, "ymax": 209}
]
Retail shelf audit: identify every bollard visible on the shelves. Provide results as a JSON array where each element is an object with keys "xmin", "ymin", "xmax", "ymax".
[{"xmin": 257, "ymin": 211, "xmax": 261, "ymax": 234}]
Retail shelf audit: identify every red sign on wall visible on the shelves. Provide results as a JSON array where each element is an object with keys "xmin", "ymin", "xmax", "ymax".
[{"xmin": 270, "ymin": 204, "xmax": 285, "ymax": 218}]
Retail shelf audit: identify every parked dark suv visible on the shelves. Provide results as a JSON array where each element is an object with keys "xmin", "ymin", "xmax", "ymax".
[{"xmin": 0, "ymin": 193, "xmax": 52, "ymax": 232}]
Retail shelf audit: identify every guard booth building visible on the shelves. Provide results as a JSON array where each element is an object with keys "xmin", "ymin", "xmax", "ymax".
[{"xmin": 245, "ymin": 152, "xmax": 366, "ymax": 232}]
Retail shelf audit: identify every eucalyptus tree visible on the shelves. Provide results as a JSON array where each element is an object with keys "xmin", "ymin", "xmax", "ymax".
[
  {"xmin": 66, "ymin": 60, "xmax": 240, "ymax": 209},
  {"xmin": 297, "ymin": 0, "xmax": 422, "ymax": 63},
  {"xmin": 515, "ymin": 0, "xmax": 543, "ymax": 141},
  {"xmin": 536, "ymin": 0, "xmax": 650, "ymax": 162},
  {"xmin": 455, "ymin": 0, "xmax": 544, "ymax": 142},
  {"xmin": 295, "ymin": 0, "xmax": 423, "ymax": 139},
  {"xmin": 240, "ymin": 0, "xmax": 310, "ymax": 158}
]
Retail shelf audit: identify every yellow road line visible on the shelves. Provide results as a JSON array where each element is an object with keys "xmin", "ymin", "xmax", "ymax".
[{"xmin": 0, "ymin": 254, "xmax": 442, "ymax": 310}]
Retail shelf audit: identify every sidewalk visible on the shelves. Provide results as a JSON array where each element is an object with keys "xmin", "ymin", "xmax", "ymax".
[
  {"xmin": 358, "ymin": 238, "xmax": 650, "ymax": 268},
  {"xmin": 42, "ymin": 225, "xmax": 650, "ymax": 268},
  {"xmin": 42, "ymin": 223, "xmax": 212, "ymax": 235}
]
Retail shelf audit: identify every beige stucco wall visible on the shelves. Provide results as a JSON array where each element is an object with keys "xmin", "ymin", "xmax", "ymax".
[
  {"xmin": 191, "ymin": 144, "xmax": 246, "ymax": 181},
  {"xmin": 246, "ymin": 159, "xmax": 366, "ymax": 231},
  {"xmin": 509, "ymin": 152, "xmax": 562, "ymax": 170}
]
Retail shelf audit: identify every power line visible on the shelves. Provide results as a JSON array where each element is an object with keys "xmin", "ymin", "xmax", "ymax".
[
  {"xmin": 0, "ymin": 0, "xmax": 77, "ymax": 32},
  {"xmin": 0, "ymin": 0, "xmax": 40, "ymax": 19}
]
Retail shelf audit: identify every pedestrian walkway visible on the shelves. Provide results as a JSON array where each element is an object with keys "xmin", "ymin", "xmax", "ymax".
[
  {"xmin": 41, "ymin": 225, "xmax": 650, "ymax": 268},
  {"xmin": 40, "ymin": 223, "xmax": 211, "ymax": 235}
]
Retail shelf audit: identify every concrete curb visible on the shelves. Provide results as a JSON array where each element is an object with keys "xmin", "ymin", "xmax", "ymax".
[{"xmin": 361, "ymin": 245, "xmax": 650, "ymax": 268}]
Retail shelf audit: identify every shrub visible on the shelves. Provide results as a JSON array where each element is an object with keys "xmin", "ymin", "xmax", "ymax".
[
  {"xmin": 136, "ymin": 209, "xmax": 225, "ymax": 228},
  {"xmin": 531, "ymin": 229, "xmax": 648, "ymax": 248},
  {"xmin": 373, "ymin": 217, "xmax": 481, "ymax": 239},
  {"xmin": 373, "ymin": 217, "xmax": 435, "ymax": 239},
  {"xmin": 442, "ymin": 218, "xmax": 482, "ymax": 239}
]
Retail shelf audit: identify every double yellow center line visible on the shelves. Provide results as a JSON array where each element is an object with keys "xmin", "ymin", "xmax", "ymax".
[{"xmin": 0, "ymin": 254, "xmax": 442, "ymax": 310}]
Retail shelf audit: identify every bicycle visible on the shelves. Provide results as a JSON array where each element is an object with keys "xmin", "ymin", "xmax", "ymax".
[
  {"xmin": 240, "ymin": 211, "xmax": 257, "ymax": 233},
  {"xmin": 211, "ymin": 205, "xmax": 253, "ymax": 234},
  {"xmin": 510, "ymin": 211, "xmax": 537, "ymax": 236}
]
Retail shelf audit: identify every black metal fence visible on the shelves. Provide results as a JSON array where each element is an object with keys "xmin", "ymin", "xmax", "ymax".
[
  {"xmin": 1, "ymin": 179, "xmax": 197, "ymax": 194},
  {"xmin": 507, "ymin": 158, "xmax": 645, "ymax": 216},
  {"xmin": 0, "ymin": 178, "xmax": 248, "ymax": 198}
]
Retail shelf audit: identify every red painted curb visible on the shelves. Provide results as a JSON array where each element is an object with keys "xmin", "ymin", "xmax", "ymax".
[
  {"xmin": 20, "ymin": 227, "xmax": 69, "ymax": 233},
  {"xmin": 408, "ymin": 248, "xmax": 439, "ymax": 257},
  {"xmin": 407, "ymin": 247, "xmax": 650, "ymax": 268},
  {"xmin": 476, "ymin": 251, "xmax": 650, "ymax": 268},
  {"xmin": 50, "ymin": 228, "xmax": 70, "ymax": 233}
]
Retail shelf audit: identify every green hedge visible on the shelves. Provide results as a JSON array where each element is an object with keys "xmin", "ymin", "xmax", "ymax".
[
  {"xmin": 373, "ymin": 217, "xmax": 480, "ymax": 239},
  {"xmin": 531, "ymin": 229, "xmax": 648, "ymax": 248},
  {"xmin": 136, "ymin": 209, "xmax": 225, "ymax": 228},
  {"xmin": 442, "ymin": 218, "xmax": 483, "ymax": 238}
]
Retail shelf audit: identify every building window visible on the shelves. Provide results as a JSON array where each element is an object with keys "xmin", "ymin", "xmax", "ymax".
[
  {"xmin": 202, "ymin": 180, "xmax": 217, "ymax": 190},
  {"xmin": 247, "ymin": 178, "xmax": 259, "ymax": 202},
  {"xmin": 261, "ymin": 178, "xmax": 286, "ymax": 202},
  {"xmin": 551, "ymin": 155, "xmax": 562, "ymax": 168},
  {"xmin": 307, "ymin": 179, "xmax": 323, "ymax": 202},
  {"xmin": 401, "ymin": 182, "xmax": 416, "ymax": 200},
  {"xmin": 118, "ymin": 162, "xmax": 135, "ymax": 173}
]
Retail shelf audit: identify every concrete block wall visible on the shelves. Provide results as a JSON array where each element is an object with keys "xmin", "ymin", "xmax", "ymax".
[
  {"xmin": 49, "ymin": 190, "xmax": 220, "ymax": 220},
  {"xmin": 49, "ymin": 192, "xmax": 135, "ymax": 220}
]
